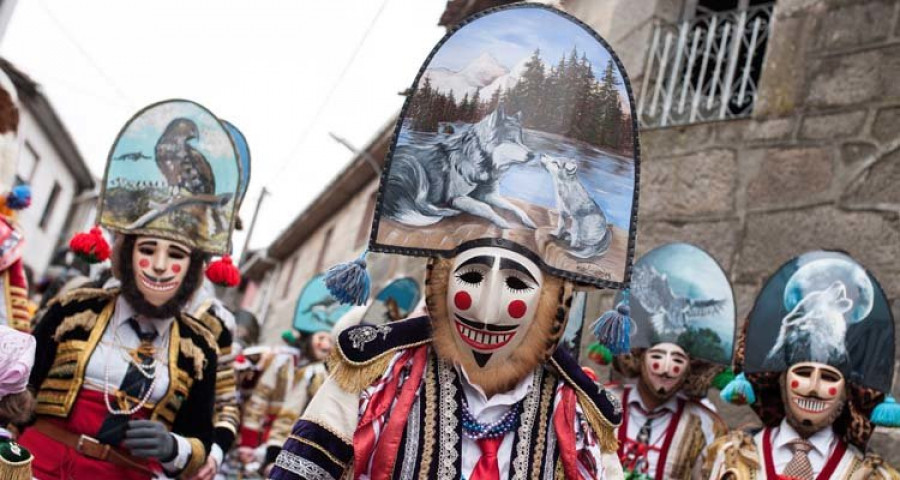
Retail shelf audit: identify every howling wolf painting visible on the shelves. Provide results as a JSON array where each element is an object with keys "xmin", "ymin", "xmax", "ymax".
[{"xmin": 372, "ymin": 5, "xmax": 638, "ymax": 287}]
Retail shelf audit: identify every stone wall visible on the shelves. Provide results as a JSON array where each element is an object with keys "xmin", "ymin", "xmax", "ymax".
[{"xmin": 576, "ymin": 0, "xmax": 900, "ymax": 462}]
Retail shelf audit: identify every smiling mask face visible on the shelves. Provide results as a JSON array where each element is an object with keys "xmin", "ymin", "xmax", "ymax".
[
  {"xmin": 133, "ymin": 236, "xmax": 192, "ymax": 307},
  {"xmin": 782, "ymin": 361, "xmax": 846, "ymax": 437},
  {"xmin": 638, "ymin": 342, "xmax": 689, "ymax": 405}
]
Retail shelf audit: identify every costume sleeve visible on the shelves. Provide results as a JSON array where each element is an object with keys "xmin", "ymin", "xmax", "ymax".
[
  {"xmin": 207, "ymin": 313, "xmax": 239, "ymax": 453},
  {"xmin": 241, "ymin": 355, "xmax": 286, "ymax": 447},
  {"xmin": 6, "ymin": 259, "xmax": 31, "ymax": 332},
  {"xmin": 169, "ymin": 335, "xmax": 218, "ymax": 478}
]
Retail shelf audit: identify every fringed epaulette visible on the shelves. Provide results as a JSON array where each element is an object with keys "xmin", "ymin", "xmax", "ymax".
[
  {"xmin": 49, "ymin": 287, "xmax": 117, "ymax": 309},
  {"xmin": 54, "ymin": 310, "xmax": 99, "ymax": 341},
  {"xmin": 180, "ymin": 313, "xmax": 218, "ymax": 353},
  {"xmin": 703, "ymin": 430, "xmax": 759, "ymax": 480},
  {"xmin": 550, "ymin": 348, "xmax": 622, "ymax": 452},
  {"xmin": 197, "ymin": 310, "xmax": 225, "ymax": 342},
  {"xmin": 850, "ymin": 454, "xmax": 900, "ymax": 480},
  {"xmin": 180, "ymin": 337, "xmax": 207, "ymax": 381},
  {"xmin": 328, "ymin": 316, "xmax": 432, "ymax": 394},
  {"xmin": 0, "ymin": 439, "xmax": 32, "ymax": 480}
]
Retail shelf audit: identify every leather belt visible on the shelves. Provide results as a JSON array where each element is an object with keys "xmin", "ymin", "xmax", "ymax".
[{"xmin": 32, "ymin": 419, "xmax": 157, "ymax": 476}]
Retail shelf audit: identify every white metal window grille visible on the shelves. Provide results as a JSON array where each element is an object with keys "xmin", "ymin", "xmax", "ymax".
[{"xmin": 638, "ymin": 2, "xmax": 774, "ymax": 128}]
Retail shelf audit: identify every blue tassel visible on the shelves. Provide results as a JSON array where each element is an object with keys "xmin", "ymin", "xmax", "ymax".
[
  {"xmin": 871, "ymin": 395, "xmax": 900, "ymax": 428},
  {"xmin": 6, "ymin": 185, "xmax": 31, "ymax": 210},
  {"xmin": 324, "ymin": 251, "xmax": 371, "ymax": 306},
  {"xmin": 720, "ymin": 372, "xmax": 756, "ymax": 405},
  {"xmin": 591, "ymin": 299, "xmax": 632, "ymax": 355}
]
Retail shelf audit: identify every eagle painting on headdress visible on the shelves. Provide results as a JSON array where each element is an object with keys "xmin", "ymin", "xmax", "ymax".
[
  {"xmin": 632, "ymin": 264, "xmax": 727, "ymax": 340},
  {"xmin": 155, "ymin": 118, "xmax": 216, "ymax": 195}
]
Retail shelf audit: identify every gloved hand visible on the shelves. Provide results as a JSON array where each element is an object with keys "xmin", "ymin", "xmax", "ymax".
[{"xmin": 123, "ymin": 420, "xmax": 177, "ymax": 462}]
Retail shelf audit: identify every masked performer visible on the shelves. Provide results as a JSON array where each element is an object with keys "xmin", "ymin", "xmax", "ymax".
[
  {"xmin": 706, "ymin": 250, "xmax": 899, "ymax": 479},
  {"xmin": 267, "ymin": 5, "xmax": 644, "ymax": 478},
  {"xmin": 0, "ymin": 325, "xmax": 36, "ymax": 480},
  {"xmin": 21, "ymin": 99, "xmax": 244, "ymax": 479},
  {"xmin": 0, "ymin": 195, "xmax": 29, "ymax": 332},
  {"xmin": 593, "ymin": 243, "xmax": 734, "ymax": 479}
]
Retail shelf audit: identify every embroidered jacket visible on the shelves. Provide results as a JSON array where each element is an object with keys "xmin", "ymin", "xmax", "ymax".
[
  {"xmin": 192, "ymin": 299, "xmax": 240, "ymax": 455},
  {"xmin": 703, "ymin": 428, "xmax": 900, "ymax": 480},
  {"xmin": 0, "ymin": 258, "xmax": 29, "ymax": 332},
  {"xmin": 269, "ymin": 316, "xmax": 625, "ymax": 480},
  {"xmin": 264, "ymin": 361, "xmax": 328, "ymax": 465},
  {"xmin": 240, "ymin": 346, "xmax": 302, "ymax": 448},
  {"xmin": 28, "ymin": 288, "xmax": 219, "ymax": 478},
  {"xmin": 609, "ymin": 384, "xmax": 726, "ymax": 480}
]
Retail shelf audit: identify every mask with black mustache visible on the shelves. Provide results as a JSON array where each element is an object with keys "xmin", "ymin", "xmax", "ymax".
[
  {"xmin": 427, "ymin": 246, "xmax": 572, "ymax": 397},
  {"xmin": 637, "ymin": 343, "xmax": 690, "ymax": 410},
  {"xmin": 118, "ymin": 234, "xmax": 207, "ymax": 319}
]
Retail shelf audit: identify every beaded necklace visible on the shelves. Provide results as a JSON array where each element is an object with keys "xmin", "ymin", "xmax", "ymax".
[{"xmin": 460, "ymin": 395, "xmax": 524, "ymax": 441}]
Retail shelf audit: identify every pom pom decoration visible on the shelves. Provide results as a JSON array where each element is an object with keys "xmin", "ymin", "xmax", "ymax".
[
  {"xmin": 281, "ymin": 329, "xmax": 298, "ymax": 346},
  {"xmin": 712, "ymin": 367, "xmax": 735, "ymax": 390},
  {"xmin": 720, "ymin": 372, "xmax": 756, "ymax": 405},
  {"xmin": 587, "ymin": 342, "xmax": 614, "ymax": 366},
  {"xmin": 206, "ymin": 255, "xmax": 241, "ymax": 287},
  {"xmin": 591, "ymin": 292, "xmax": 633, "ymax": 355},
  {"xmin": 324, "ymin": 251, "xmax": 371, "ymax": 306},
  {"xmin": 871, "ymin": 395, "xmax": 900, "ymax": 428},
  {"xmin": 6, "ymin": 185, "xmax": 31, "ymax": 210},
  {"xmin": 68, "ymin": 226, "xmax": 111, "ymax": 264}
]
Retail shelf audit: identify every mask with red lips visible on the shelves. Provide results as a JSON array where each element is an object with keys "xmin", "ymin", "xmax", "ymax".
[{"xmin": 428, "ymin": 246, "xmax": 572, "ymax": 397}]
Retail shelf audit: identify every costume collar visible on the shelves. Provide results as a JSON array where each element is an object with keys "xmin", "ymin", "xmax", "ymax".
[
  {"xmin": 772, "ymin": 418, "xmax": 835, "ymax": 460},
  {"xmin": 626, "ymin": 382, "xmax": 680, "ymax": 415},
  {"xmin": 457, "ymin": 364, "xmax": 534, "ymax": 414},
  {"xmin": 114, "ymin": 295, "xmax": 173, "ymax": 336}
]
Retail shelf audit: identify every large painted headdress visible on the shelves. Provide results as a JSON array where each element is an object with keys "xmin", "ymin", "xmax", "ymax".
[
  {"xmin": 327, "ymin": 3, "xmax": 640, "ymax": 305},
  {"xmin": 732, "ymin": 251, "xmax": 897, "ymax": 448}
]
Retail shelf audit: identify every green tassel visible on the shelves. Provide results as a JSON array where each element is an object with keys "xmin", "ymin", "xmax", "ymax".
[
  {"xmin": 712, "ymin": 367, "xmax": 735, "ymax": 390},
  {"xmin": 871, "ymin": 395, "xmax": 900, "ymax": 427},
  {"xmin": 587, "ymin": 342, "xmax": 613, "ymax": 366}
]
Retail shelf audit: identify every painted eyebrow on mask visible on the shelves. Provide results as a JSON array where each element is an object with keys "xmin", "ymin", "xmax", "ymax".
[
  {"xmin": 455, "ymin": 255, "xmax": 495, "ymax": 271},
  {"xmin": 499, "ymin": 258, "xmax": 538, "ymax": 284}
]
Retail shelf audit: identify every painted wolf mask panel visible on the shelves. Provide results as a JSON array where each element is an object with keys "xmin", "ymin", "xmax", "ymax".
[{"xmin": 370, "ymin": 4, "xmax": 640, "ymax": 289}]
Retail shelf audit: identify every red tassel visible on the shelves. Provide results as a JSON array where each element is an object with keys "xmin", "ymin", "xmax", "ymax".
[
  {"xmin": 206, "ymin": 255, "xmax": 241, "ymax": 287},
  {"xmin": 68, "ymin": 226, "xmax": 110, "ymax": 263}
]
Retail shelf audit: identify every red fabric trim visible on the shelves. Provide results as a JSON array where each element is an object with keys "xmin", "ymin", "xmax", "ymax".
[
  {"xmin": 370, "ymin": 346, "xmax": 428, "ymax": 480},
  {"xmin": 762, "ymin": 426, "xmax": 849, "ymax": 480},
  {"xmin": 240, "ymin": 426, "xmax": 263, "ymax": 448},
  {"xmin": 553, "ymin": 383, "xmax": 580, "ymax": 479},
  {"xmin": 654, "ymin": 398, "xmax": 685, "ymax": 480},
  {"xmin": 617, "ymin": 386, "xmax": 630, "ymax": 459}
]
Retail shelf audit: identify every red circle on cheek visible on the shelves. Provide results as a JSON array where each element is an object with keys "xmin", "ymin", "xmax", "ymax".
[
  {"xmin": 507, "ymin": 300, "xmax": 527, "ymax": 319},
  {"xmin": 171, "ymin": 264, "xmax": 182, "ymax": 274},
  {"xmin": 673, "ymin": 366, "xmax": 681, "ymax": 374},
  {"xmin": 454, "ymin": 291, "xmax": 472, "ymax": 310},
  {"xmin": 652, "ymin": 362, "xmax": 660, "ymax": 370},
  {"xmin": 791, "ymin": 380, "xmax": 799, "ymax": 389},
  {"xmin": 829, "ymin": 387, "xmax": 837, "ymax": 396},
  {"xmin": 138, "ymin": 259, "xmax": 150, "ymax": 268}
]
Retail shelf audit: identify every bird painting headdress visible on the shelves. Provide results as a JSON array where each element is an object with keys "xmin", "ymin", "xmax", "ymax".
[{"xmin": 97, "ymin": 99, "xmax": 241, "ymax": 255}]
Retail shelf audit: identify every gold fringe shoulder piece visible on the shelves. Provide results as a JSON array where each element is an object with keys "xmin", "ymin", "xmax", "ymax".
[
  {"xmin": 574, "ymin": 390, "xmax": 619, "ymax": 453},
  {"xmin": 180, "ymin": 337, "xmax": 207, "ymax": 381},
  {"xmin": 703, "ymin": 430, "xmax": 759, "ymax": 480},
  {"xmin": 850, "ymin": 454, "xmax": 900, "ymax": 480},
  {"xmin": 326, "ymin": 347, "xmax": 395, "ymax": 395},
  {"xmin": 0, "ymin": 441, "xmax": 32, "ymax": 480},
  {"xmin": 179, "ymin": 313, "xmax": 218, "ymax": 352},
  {"xmin": 198, "ymin": 311, "xmax": 224, "ymax": 341},
  {"xmin": 54, "ymin": 310, "xmax": 99, "ymax": 341},
  {"xmin": 49, "ymin": 287, "xmax": 117, "ymax": 309}
]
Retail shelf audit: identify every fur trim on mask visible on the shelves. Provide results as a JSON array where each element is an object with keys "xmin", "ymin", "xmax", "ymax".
[
  {"xmin": 117, "ymin": 234, "xmax": 208, "ymax": 319},
  {"xmin": 425, "ymin": 256, "xmax": 573, "ymax": 397}
]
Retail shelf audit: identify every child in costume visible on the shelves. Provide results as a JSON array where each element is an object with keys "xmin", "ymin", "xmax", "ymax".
[
  {"xmin": 0, "ymin": 325, "xmax": 36, "ymax": 480},
  {"xmin": 705, "ymin": 250, "xmax": 899, "ymax": 479},
  {"xmin": 21, "ymin": 99, "xmax": 244, "ymax": 479},
  {"xmin": 268, "ymin": 5, "xmax": 642, "ymax": 478},
  {"xmin": 594, "ymin": 243, "xmax": 733, "ymax": 479}
]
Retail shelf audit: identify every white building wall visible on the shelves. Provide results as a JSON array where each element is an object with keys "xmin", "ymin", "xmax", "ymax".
[{"xmin": 14, "ymin": 107, "xmax": 79, "ymax": 275}]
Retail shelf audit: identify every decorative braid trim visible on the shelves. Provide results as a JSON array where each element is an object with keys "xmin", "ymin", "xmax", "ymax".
[
  {"xmin": 53, "ymin": 310, "xmax": 98, "ymax": 341},
  {"xmin": 288, "ymin": 435, "xmax": 350, "ymax": 470},
  {"xmin": 180, "ymin": 313, "xmax": 217, "ymax": 351},
  {"xmin": 274, "ymin": 450, "xmax": 335, "ymax": 480},
  {"xmin": 179, "ymin": 338, "xmax": 207, "ymax": 381},
  {"xmin": 182, "ymin": 437, "xmax": 207, "ymax": 478}
]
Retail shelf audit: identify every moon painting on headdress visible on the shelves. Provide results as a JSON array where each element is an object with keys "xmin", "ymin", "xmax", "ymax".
[{"xmin": 783, "ymin": 258, "xmax": 874, "ymax": 325}]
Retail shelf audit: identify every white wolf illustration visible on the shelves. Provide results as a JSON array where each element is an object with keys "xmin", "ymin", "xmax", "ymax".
[
  {"xmin": 764, "ymin": 281, "xmax": 852, "ymax": 369},
  {"xmin": 541, "ymin": 155, "xmax": 611, "ymax": 258},
  {"xmin": 382, "ymin": 106, "xmax": 538, "ymax": 229}
]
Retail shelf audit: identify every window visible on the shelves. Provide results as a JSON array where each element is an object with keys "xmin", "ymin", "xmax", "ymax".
[
  {"xmin": 355, "ymin": 192, "xmax": 378, "ymax": 249},
  {"xmin": 281, "ymin": 255, "xmax": 299, "ymax": 299},
  {"xmin": 19, "ymin": 142, "xmax": 39, "ymax": 182},
  {"xmin": 39, "ymin": 181, "xmax": 61, "ymax": 230},
  {"xmin": 315, "ymin": 227, "xmax": 334, "ymax": 273},
  {"xmin": 638, "ymin": 1, "xmax": 775, "ymax": 127}
]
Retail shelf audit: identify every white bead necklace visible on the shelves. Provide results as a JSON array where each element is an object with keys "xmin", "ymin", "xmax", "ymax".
[{"xmin": 102, "ymin": 321, "xmax": 160, "ymax": 415}]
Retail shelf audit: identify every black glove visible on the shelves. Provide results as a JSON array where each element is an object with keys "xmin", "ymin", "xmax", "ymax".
[{"xmin": 122, "ymin": 420, "xmax": 177, "ymax": 462}]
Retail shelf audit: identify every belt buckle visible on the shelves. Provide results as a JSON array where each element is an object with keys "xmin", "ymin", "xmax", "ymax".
[{"xmin": 76, "ymin": 434, "xmax": 108, "ymax": 460}]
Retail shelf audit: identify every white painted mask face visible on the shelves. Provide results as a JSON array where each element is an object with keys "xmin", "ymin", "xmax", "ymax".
[
  {"xmin": 446, "ymin": 247, "xmax": 543, "ymax": 368},
  {"xmin": 310, "ymin": 331, "xmax": 333, "ymax": 362},
  {"xmin": 640, "ymin": 342, "xmax": 689, "ymax": 401},
  {"xmin": 784, "ymin": 362, "xmax": 846, "ymax": 436},
  {"xmin": 133, "ymin": 236, "xmax": 192, "ymax": 307}
]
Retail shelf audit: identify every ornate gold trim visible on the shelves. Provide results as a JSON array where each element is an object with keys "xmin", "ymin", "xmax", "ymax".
[
  {"xmin": 62, "ymin": 298, "xmax": 113, "ymax": 413},
  {"xmin": 182, "ymin": 437, "xmax": 207, "ymax": 478},
  {"xmin": 288, "ymin": 435, "xmax": 350, "ymax": 470},
  {"xmin": 152, "ymin": 319, "xmax": 181, "ymax": 423},
  {"xmin": 334, "ymin": 337, "xmax": 432, "ymax": 367}
]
